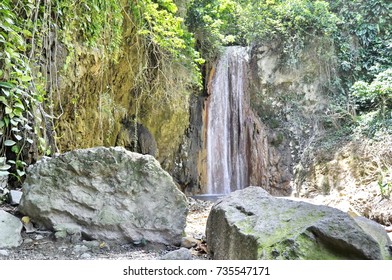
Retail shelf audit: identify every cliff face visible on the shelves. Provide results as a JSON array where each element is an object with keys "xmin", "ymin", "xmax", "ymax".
[
  {"xmin": 52, "ymin": 13, "xmax": 191, "ymax": 173},
  {"xmin": 182, "ymin": 40, "xmax": 331, "ymax": 195}
]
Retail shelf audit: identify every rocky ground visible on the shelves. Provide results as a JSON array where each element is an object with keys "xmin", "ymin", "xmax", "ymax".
[
  {"xmin": 0, "ymin": 198, "xmax": 213, "ymax": 260},
  {"xmin": 1, "ymin": 193, "xmax": 390, "ymax": 260}
]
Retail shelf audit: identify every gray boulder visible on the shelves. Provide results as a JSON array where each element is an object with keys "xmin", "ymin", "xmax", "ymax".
[
  {"xmin": 160, "ymin": 248, "xmax": 193, "ymax": 260},
  {"xmin": 206, "ymin": 186, "xmax": 390, "ymax": 260},
  {"xmin": 354, "ymin": 216, "xmax": 392, "ymax": 259},
  {"xmin": 19, "ymin": 147, "xmax": 188, "ymax": 245},
  {"xmin": 0, "ymin": 210, "xmax": 23, "ymax": 248}
]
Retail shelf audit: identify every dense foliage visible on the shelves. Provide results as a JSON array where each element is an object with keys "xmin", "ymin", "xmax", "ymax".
[
  {"xmin": 0, "ymin": 0, "xmax": 202, "ymax": 183},
  {"xmin": 0, "ymin": 0, "xmax": 44, "ymax": 181},
  {"xmin": 187, "ymin": 0, "xmax": 391, "ymax": 132}
]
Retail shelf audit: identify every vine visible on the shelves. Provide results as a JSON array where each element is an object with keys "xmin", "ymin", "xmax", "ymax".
[{"xmin": 0, "ymin": 0, "xmax": 47, "ymax": 184}]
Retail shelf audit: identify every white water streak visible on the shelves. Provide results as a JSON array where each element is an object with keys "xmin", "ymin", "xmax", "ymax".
[{"xmin": 207, "ymin": 46, "xmax": 249, "ymax": 194}]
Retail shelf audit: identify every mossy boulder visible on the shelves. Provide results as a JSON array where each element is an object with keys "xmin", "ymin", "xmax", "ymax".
[
  {"xmin": 206, "ymin": 186, "xmax": 391, "ymax": 259},
  {"xmin": 19, "ymin": 147, "xmax": 188, "ymax": 245}
]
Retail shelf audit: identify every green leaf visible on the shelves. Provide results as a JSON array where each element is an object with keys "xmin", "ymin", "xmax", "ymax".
[
  {"xmin": 4, "ymin": 117, "xmax": 10, "ymax": 127},
  {"xmin": 0, "ymin": 170, "xmax": 9, "ymax": 177},
  {"xmin": 16, "ymin": 169, "xmax": 25, "ymax": 177},
  {"xmin": 0, "ymin": 82, "xmax": 14, "ymax": 89},
  {"xmin": 0, "ymin": 96, "xmax": 7, "ymax": 105},
  {"xmin": 10, "ymin": 118, "xmax": 18, "ymax": 126},
  {"xmin": 1, "ymin": 89, "xmax": 10, "ymax": 97},
  {"xmin": 14, "ymin": 134, "xmax": 22, "ymax": 141},
  {"xmin": 13, "ymin": 108, "xmax": 23, "ymax": 117},
  {"xmin": 4, "ymin": 140, "xmax": 16, "ymax": 146},
  {"xmin": 5, "ymin": 106, "xmax": 12, "ymax": 114},
  {"xmin": 13, "ymin": 102, "xmax": 25, "ymax": 110},
  {"xmin": 0, "ymin": 164, "xmax": 11, "ymax": 171},
  {"xmin": 22, "ymin": 29, "xmax": 32, "ymax": 37},
  {"xmin": 20, "ymin": 75, "xmax": 32, "ymax": 82},
  {"xmin": 11, "ymin": 144, "xmax": 20, "ymax": 153}
]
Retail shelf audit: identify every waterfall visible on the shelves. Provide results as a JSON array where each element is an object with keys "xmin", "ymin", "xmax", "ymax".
[{"xmin": 206, "ymin": 46, "xmax": 249, "ymax": 194}]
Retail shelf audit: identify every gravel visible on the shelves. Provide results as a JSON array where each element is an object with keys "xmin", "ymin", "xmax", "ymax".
[{"xmin": 0, "ymin": 198, "xmax": 213, "ymax": 260}]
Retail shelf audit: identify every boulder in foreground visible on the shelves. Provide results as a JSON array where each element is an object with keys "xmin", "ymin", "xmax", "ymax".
[
  {"xmin": 206, "ymin": 186, "xmax": 391, "ymax": 259},
  {"xmin": 19, "ymin": 147, "xmax": 188, "ymax": 245}
]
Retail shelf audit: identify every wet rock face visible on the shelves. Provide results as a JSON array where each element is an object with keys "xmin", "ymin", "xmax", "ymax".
[
  {"xmin": 19, "ymin": 147, "xmax": 188, "ymax": 245},
  {"xmin": 116, "ymin": 119, "xmax": 158, "ymax": 157},
  {"xmin": 206, "ymin": 187, "xmax": 391, "ymax": 260}
]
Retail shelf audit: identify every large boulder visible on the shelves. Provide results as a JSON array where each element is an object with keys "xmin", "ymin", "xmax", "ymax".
[
  {"xmin": 206, "ymin": 186, "xmax": 391, "ymax": 259},
  {"xmin": 19, "ymin": 147, "xmax": 188, "ymax": 245},
  {"xmin": 0, "ymin": 210, "xmax": 23, "ymax": 248}
]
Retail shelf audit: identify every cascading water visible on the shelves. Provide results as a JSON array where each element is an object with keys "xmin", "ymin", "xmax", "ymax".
[{"xmin": 206, "ymin": 46, "xmax": 250, "ymax": 194}]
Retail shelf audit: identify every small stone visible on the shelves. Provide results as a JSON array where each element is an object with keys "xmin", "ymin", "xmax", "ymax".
[
  {"xmin": 73, "ymin": 245, "xmax": 89, "ymax": 254},
  {"xmin": 59, "ymin": 245, "xmax": 68, "ymax": 251},
  {"xmin": 70, "ymin": 232, "xmax": 82, "ymax": 243},
  {"xmin": 0, "ymin": 249, "xmax": 9, "ymax": 257},
  {"xmin": 80, "ymin": 253, "xmax": 92, "ymax": 259},
  {"xmin": 181, "ymin": 237, "xmax": 198, "ymax": 248},
  {"xmin": 9, "ymin": 190, "xmax": 23, "ymax": 205},
  {"xmin": 23, "ymin": 238, "xmax": 34, "ymax": 245},
  {"xmin": 35, "ymin": 235, "xmax": 44, "ymax": 240},
  {"xmin": 82, "ymin": 240, "xmax": 100, "ymax": 248},
  {"xmin": 160, "ymin": 248, "xmax": 193, "ymax": 260},
  {"xmin": 54, "ymin": 230, "xmax": 67, "ymax": 240},
  {"xmin": 54, "ymin": 224, "xmax": 82, "ymax": 243}
]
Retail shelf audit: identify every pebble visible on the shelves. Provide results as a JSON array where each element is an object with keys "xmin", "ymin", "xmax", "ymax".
[
  {"xmin": 82, "ymin": 240, "xmax": 100, "ymax": 248},
  {"xmin": 160, "ymin": 248, "xmax": 193, "ymax": 260},
  {"xmin": 35, "ymin": 235, "xmax": 44, "ymax": 240},
  {"xmin": 0, "ymin": 249, "xmax": 9, "ymax": 257},
  {"xmin": 181, "ymin": 237, "xmax": 198, "ymax": 248},
  {"xmin": 9, "ymin": 190, "xmax": 23, "ymax": 205},
  {"xmin": 23, "ymin": 238, "xmax": 34, "ymax": 245},
  {"xmin": 73, "ymin": 245, "xmax": 89, "ymax": 254},
  {"xmin": 80, "ymin": 253, "xmax": 92, "ymax": 259}
]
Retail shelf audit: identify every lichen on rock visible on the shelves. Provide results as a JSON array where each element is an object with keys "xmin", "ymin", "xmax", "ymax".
[{"xmin": 206, "ymin": 186, "xmax": 391, "ymax": 260}]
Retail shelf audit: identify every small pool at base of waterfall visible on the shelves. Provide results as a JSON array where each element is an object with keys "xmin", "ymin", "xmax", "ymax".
[{"xmin": 191, "ymin": 194, "xmax": 227, "ymax": 202}]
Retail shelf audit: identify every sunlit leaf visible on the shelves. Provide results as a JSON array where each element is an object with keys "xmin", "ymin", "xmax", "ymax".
[
  {"xmin": 5, "ymin": 106, "xmax": 12, "ymax": 114},
  {"xmin": 0, "ymin": 171, "xmax": 9, "ymax": 177},
  {"xmin": 0, "ymin": 96, "xmax": 7, "ymax": 105},
  {"xmin": 4, "ymin": 140, "xmax": 16, "ymax": 146},
  {"xmin": 0, "ymin": 164, "xmax": 11, "ymax": 171},
  {"xmin": 20, "ymin": 75, "xmax": 32, "ymax": 82},
  {"xmin": 13, "ymin": 102, "xmax": 25, "ymax": 110}
]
